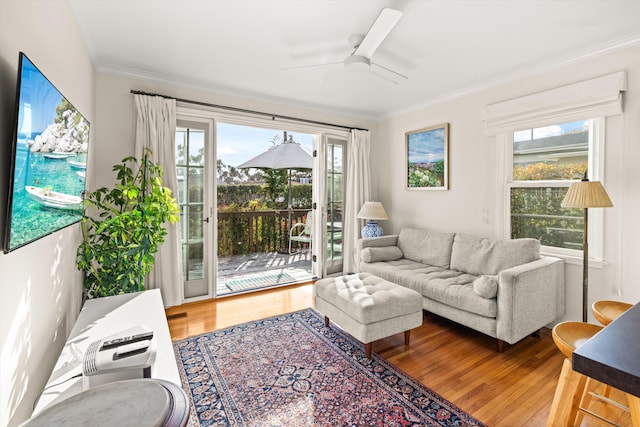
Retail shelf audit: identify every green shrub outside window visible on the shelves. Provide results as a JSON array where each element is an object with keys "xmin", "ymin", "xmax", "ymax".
[{"xmin": 509, "ymin": 120, "xmax": 590, "ymax": 250}]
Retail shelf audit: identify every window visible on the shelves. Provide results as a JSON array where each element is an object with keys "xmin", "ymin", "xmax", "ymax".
[
  {"xmin": 325, "ymin": 138, "xmax": 345, "ymax": 274},
  {"xmin": 485, "ymin": 72, "xmax": 624, "ymax": 262},
  {"xmin": 505, "ymin": 118, "xmax": 605, "ymax": 258}
]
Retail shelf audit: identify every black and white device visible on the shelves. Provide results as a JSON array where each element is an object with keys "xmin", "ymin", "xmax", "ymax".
[{"xmin": 82, "ymin": 325, "xmax": 156, "ymax": 390}]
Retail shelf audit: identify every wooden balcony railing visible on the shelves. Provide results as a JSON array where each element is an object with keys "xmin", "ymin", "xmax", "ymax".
[{"xmin": 217, "ymin": 209, "xmax": 311, "ymax": 256}]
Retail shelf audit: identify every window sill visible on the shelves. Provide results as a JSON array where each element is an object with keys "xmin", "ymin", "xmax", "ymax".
[{"xmin": 541, "ymin": 251, "xmax": 608, "ymax": 269}]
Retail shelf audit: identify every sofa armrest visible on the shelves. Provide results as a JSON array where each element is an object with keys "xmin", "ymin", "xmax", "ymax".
[
  {"xmin": 356, "ymin": 236, "xmax": 399, "ymax": 272},
  {"xmin": 496, "ymin": 256, "xmax": 565, "ymax": 344}
]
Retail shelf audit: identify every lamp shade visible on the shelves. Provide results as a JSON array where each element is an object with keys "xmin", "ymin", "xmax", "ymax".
[
  {"xmin": 357, "ymin": 201, "xmax": 388, "ymax": 220},
  {"xmin": 357, "ymin": 201, "xmax": 388, "ymax": 238},
  {"xmin": 561, "ymin": 181, "xmax": 613, "ymax": 208}
]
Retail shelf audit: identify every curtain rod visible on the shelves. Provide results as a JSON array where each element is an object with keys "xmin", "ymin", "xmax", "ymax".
[{"xmin": 130, "ymin": 90, "xmax": 367, "ymax": 132}]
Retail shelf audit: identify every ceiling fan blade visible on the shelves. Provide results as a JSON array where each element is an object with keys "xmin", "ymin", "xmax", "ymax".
[
  {"xmin": 281, "ymin": 61, "xmax": 343, "ymax": 71},
  {"xmin": 354, "ymin": 8, "xmax": 403, "ymax": 59},
  {"xmin": 370, "ymin": 62, "xmax": 408, "ymax": 84}
]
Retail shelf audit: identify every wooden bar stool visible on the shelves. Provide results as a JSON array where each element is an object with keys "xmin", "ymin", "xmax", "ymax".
[
  {"xmin": 547, "ymin": 321, "xmax": 603, "ymax": 426},
  {"xmin": 592, "ymin": 300, "xmax": 633, "ymax": 326},
  {"xmin": 548, "ymin": 321, "xmax": 633, "ymax": 426}
]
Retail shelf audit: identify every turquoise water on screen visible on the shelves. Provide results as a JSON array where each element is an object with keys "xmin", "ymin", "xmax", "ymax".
[{"xmin": 8, "ymin": 139, "xmax": 87, "ymax": 250}]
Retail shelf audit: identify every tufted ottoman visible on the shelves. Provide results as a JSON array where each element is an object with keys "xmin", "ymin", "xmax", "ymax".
[{"xmin": 314, "ymin": 272, "xmax": 423, "ymax": 358}]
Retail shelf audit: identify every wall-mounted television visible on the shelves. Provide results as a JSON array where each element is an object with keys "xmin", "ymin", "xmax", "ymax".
[{"xmin": 3, "ymin": 52, "xmax": 90, "ymax": 252}]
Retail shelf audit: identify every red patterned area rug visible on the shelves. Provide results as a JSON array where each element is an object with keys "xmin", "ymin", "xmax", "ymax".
[{"xmin": 173, "ymin": 308, "xmax": 486, "ymax": 426}]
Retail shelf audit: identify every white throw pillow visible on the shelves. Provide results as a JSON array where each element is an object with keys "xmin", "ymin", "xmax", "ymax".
[
  {"xmin": 361, "ymin": 246, "xmax": 403, "ymax": 263},
  {"xmin": 473, "ymin": 275, "xmax": 499, "ymax": 299}
]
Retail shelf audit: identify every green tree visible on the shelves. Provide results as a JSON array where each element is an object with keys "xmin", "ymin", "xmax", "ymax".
[
  {"xmin": 432, "ymin": 160, "xmax": 445, "ymax": 181},
  {"xmin": 262, "ymin": 134, "xmax": 287, "ymax": 206},
  {"xmin": 513, "ymin": 162, "xmax": 586, "ymax": 181},
  {"xmin": 263, "ymin": 169, "xmax": 287, "ymax": 206}
]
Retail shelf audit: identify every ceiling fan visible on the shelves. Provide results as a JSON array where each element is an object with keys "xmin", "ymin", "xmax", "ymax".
[{"xmin": 283, "ymin": 8, "xmax": 407, "ymax": 84}]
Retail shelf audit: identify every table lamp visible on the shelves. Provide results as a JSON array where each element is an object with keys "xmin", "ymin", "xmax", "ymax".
[
  {"xmin": 357, "ymin": 201, "xmax": 388, "ymax": 238},
  {"xmin": 561, "ymin": 173, "xmax": 613, "ymax": 322}
]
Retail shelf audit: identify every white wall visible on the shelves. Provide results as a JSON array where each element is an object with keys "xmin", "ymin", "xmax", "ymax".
[
  {"xmin": 0, "ymin": 1, "xmax": 95, "ymax": 426},
  {"xmin": 376, "ymin": 44, "xmax": 640, "ymax": 322}
]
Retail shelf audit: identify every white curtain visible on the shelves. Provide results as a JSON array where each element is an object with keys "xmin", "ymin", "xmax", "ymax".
[
  {"xmin": 343, "ymin": 129, "xmax": 371, "ymax": 274},
  {"xmin": 134, "ymin": 94, "xmax": 183, "ymax": 308}
]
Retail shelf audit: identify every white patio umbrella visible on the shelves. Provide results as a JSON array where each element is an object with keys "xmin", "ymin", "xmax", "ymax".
[
  {"xmin": 238, "ymin": 134, "xmax": 313, "ymax": 172},
  {"xmin": 238, "ymin": 134, "xmax": 313, "ymax": 248}
]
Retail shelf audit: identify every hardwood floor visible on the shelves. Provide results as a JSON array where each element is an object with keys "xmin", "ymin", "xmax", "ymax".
[{"xmin": 166, "ymin": 283, "xmax": 631, "ymax": 427}]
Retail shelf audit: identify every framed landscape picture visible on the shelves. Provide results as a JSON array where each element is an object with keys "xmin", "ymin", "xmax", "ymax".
[{"xmin": 406, "ymin": 123, "xmax": 449, "ymax": 190}]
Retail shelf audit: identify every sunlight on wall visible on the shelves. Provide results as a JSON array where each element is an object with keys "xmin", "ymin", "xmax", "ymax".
[
  {"xmin": 1, "ymin": 279, "xmax": 33, "ymax": 427},
  {"xmin": 1, "ymin": 232, "xmax": 82, "ymax": 427}
]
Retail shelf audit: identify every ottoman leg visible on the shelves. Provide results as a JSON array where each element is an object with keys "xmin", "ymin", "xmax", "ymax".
[
  {"xmin": 405, "ymin": 330, "xmax": 411, "ymax": 345},
  {"xmin": 365, "ymin": 343, "xmax": 372, "ymax": 359},
  {"xmin": 324, "ymin": 316, "xmax": 329, "ymax": 327}
]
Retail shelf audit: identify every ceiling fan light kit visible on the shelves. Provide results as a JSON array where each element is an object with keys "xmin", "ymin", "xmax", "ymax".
[{"xmin": 344, "ymin": 55, "xmax": 370, "ymax": 72}]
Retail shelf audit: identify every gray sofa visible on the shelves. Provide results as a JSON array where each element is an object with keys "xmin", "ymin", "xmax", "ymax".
[{"xmin": 357, "ymin": 227, "xmax": 565, "ymax": 351}]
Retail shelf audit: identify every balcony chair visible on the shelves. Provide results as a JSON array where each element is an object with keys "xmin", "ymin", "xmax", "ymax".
[{"xmin": 289, "ymin": 211, "xmax": 312, "ymax": 255}]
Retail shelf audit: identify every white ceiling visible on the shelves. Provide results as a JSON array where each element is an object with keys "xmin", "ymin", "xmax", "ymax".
[{"xmin": 70, "ymin": 0, "xmax": 640, "ymax": 119}]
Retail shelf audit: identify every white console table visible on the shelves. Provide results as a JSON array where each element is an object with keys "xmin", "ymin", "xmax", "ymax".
[{"xmin": 33, "ymin": 289, "xmax": 181, "ymax": 414}]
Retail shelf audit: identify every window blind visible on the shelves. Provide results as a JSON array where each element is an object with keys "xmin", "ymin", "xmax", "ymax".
[{"xmin": 482, "ymin": 71, "xmax": 627, "ymax": 136}]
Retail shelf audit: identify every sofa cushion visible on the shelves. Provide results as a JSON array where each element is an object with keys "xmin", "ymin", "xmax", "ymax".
[
  {"xmin": 473, "ymin": 275, "xmax": 499, "ymax": 299},
  {"xmin": 361, "ymin": 246, "xmax": 404, "ymax": 263},
  {"xmin": 450, "ymin": 234, "xmax": 540, "ymax": 276},
  {"xmin": 397, "ymin": 228, "xmax": 455, "ymax": 268},
  {"xmin": 360, "ymin": 259, "xmax": 497, "ymax": 318}
]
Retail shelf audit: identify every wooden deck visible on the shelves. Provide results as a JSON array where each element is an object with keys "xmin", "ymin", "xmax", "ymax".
[{"xmin": 216, "ymin": 250, "xmax": 313, "ymax": 296}]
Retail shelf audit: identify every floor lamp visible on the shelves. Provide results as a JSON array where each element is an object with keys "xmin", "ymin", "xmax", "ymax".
[{"xmin": 561, "ymin": 173, "xmax": 613, "ymax": 322}]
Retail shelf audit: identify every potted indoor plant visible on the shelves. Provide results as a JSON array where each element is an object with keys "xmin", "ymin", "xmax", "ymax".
[{"xmin": 76, "ymin": 149, "xmax": 180, "ymax": 298}]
